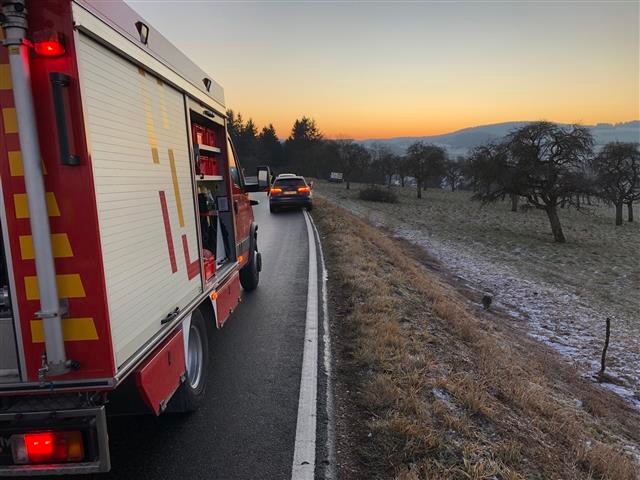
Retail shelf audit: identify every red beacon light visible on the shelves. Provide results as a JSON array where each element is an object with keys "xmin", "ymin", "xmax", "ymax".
[{"xmin": 33, "ymin": 30, "xmax": 66, "ymax": 57}]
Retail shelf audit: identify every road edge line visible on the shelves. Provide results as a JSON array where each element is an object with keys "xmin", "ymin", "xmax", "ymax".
[
  {"xmin": 309, "ymin": 213, "xmax": 337, "ymax": 480},
  {"xmin": 291, "ymin": 210, "xmax": 319, "ymax": 480}
]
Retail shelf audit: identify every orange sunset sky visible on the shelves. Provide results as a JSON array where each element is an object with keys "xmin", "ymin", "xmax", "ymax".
[{"xmin": 127, "ymin": 1, "xmax": 639, "ymax": 139}]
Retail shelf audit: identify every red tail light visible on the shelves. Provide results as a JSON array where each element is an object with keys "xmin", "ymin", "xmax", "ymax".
[
  {"xmin": 34, "ymin": 41, "xmax": 65, "ymax": 56},
  {"xmin": 270, "ymin": 187, "xmax": 282, "ymax": 195},
  {"xmin": 297, "ymin": 186, "xmax": 311, "ymax": 194},
  {"xmin": 11, "ymin": 431, "xmax": 84, "ymax": 464},
  {"xmin": 33, "ymin": 31, "xmax": 66, "ymax": 57}
]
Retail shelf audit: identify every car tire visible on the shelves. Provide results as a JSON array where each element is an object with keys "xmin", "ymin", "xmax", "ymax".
[
  {"xmin": 270, "ymin": 205, "xmax": 278, "ymax": 214},
  {"xmin": 167, "ymin": 310, "xmax": 209, "ymax": 413},
  {"xmin": 306, "ymin": 203, "xmax": 313, "ymax": 212},
  {"xmin": 240, "ymin": 249, "xmax": 260, "ymax": 291}
]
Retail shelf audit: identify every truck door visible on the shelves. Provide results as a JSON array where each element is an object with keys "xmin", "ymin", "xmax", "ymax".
[{"xmin": 226, "ymin": 138, "xmax": 252, "ymax": 263}]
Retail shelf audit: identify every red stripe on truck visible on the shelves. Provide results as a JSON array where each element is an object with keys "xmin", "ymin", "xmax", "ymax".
[
  {"xmin": 181, "ymin": 234, "xmax": 199, "ymax": 280},
  {"xmin": 159, "ymin": 191, "xmax": 177, "ymax": 273}
]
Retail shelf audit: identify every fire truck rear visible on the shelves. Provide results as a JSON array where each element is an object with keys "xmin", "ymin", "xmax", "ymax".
[{"xmin": 0, "ymin": 0, "xmax": 269, "ymax": 475}]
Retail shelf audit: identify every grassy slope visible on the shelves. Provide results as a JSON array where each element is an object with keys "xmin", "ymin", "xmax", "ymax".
[
  {"xmin": 315, "ymin": 182, "xmax": 640, "ymax": 399},
  {"xmin": 317, "ymin": 182, "xmax": 639, "ymax": 324},
  {"xmin": 313, "ymin": 197, "xmax": 639, "ymax": 480}
]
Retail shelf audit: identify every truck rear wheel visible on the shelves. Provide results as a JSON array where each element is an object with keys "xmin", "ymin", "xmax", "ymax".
[
  {"xmin": 168, "ymin": 310, "xmax": 209, "ymax": 413},
  {"xmin": 240, "ymin": 249, "xmax": 260, "ymax": 291}
]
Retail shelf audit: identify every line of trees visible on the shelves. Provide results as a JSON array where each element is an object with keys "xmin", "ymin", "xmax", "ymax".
[{"xmin": 228, "ymin": 113, "xmax": 639, "ymax": 242}]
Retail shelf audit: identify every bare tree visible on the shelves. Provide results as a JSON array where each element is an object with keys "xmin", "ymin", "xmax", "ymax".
[
  {"xmin": 397, "ymin": 155, "xmax": 409, "ymax": 187},
  {"xmin": 369, "ymin": 144, "xmax": 396, "ymax": 187},
  {"xmin": 467, "ymin": 142, "xmax": 514, "ymax": 195},
  {"xmin": 406, "ymin": 142, "xmax": 446, "ymax": 199},
  {"xmin": 473, "ymin": 122, "xmax": 593, "ymax": 243},
  {"xmin": 591, "ymin": 142, "xmax": 640, "ymax": 225},
  {"xmin": 444, "ymin": 157, "xmax": 465, "ymax": 192},
  {"xmin": 335, "ymin": 140, "xmax": 370, "ymax": 190}
]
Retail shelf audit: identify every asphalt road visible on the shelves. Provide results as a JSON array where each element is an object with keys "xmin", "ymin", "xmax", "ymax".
[{"xmin": 85, "ymin": 194, "xmax": 325, "ymax": 480}]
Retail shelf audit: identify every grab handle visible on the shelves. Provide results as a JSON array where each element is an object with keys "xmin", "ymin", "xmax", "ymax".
[{"xmin": 49, "ymin": 72, "xmax": 80, "ymax": 166}]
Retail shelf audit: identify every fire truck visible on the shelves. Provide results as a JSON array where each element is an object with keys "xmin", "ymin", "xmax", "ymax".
[{"xmin": 0, "ymin": 0, "xmax": 270, "ymax": 474}]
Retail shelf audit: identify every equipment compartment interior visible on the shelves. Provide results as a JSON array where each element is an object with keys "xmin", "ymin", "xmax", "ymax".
[{"xmin": 190, "ymin": 112, "xmax": 234, "ymax": 283}]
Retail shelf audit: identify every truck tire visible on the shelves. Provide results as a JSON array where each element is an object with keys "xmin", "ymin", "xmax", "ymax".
[
  {"xmin": 168, "ymin": 310, "xmax": 209, "ymax": 413},
  {"xmin": 240, "ymin": 249, "xmax": 260, "ymax": 291}
]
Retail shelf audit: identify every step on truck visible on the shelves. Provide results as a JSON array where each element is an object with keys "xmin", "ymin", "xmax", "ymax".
[{"xmin": 0, "ymin": 0, "xmax": 270, "ymax": 475}]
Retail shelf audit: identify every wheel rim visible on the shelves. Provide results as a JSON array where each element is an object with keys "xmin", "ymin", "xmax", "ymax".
[{"xmin": 187, "ymin": 323, "xmax": 204, "ymax": 389}]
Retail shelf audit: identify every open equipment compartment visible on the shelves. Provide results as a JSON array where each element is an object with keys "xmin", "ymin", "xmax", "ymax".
[{"xmin": 189, "ymin": 108, "xmax": 235, "ymax": 283}]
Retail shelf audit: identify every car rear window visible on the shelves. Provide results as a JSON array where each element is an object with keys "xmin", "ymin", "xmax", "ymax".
[{"xmin": 274, "ymin": 178, "xmax": 306, "ymax": 187}]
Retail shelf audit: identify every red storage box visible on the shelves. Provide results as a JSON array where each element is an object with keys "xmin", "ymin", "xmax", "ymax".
[
  {"xmin": 198, "ymin": 156, "xmax": 220, "ymax": 176},
  {"xmin": 192, "ymin": 124, "xmax": 216, "ymax": 146},
  {"xmin": 204, "ymin": 129, "xmax": 215, "ymax": 146},
  {"xmin": 192, "ymin": 124, "xmax": 205, "ymax": 145},
  {"xmin": 204, "ymin": 257, "xmax": 215, "ymax": 281}
]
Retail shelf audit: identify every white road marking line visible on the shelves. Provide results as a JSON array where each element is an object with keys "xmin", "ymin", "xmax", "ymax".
[
  {"xmin": 309, "ymin": 215, "xmax": 337, "ymax": 480},
  {"xmin": 291, "ymin": 210, "xmax": 319, "ymax": 480}
]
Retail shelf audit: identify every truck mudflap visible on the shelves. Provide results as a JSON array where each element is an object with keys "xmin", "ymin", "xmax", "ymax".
[
  {"xmin": 0, "ymin": 405, "xmax": 109, "ymax": 476},
  {"xmin": 135, "ymin": 328, "xmax": 186, "ymax": 416}
]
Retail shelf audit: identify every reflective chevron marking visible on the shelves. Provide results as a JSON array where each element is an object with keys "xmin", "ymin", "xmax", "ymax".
[
  {"xmin": 13, "ymin": 192, "xmax": 60, "ymax": 218},
  {"xmin": 30, "ymin": 317, "xmax": 98, "ymax": 343},
  {"xmin": 24, "ymin": 274, "xmax": 86, "ymax": 300},
  {"xmin": 19, "ymin": 234, "xmax": 73, "ymax": 260}
]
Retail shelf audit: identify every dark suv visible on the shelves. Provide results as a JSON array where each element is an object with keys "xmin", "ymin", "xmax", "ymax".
[{"xmin": 269, "ymin": 175, "xmax": 313, "ymax": 213}]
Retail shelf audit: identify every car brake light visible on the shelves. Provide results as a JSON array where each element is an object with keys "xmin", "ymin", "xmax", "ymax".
[
  {"xmin": 297, "ymin": 187, "xmax": 311, "ymax": 193},
  {"xmin": 270, "ymin": 187, "xmax": 282, "ymax": 195},
  {"xmin": 33, "ymin": 31, "xmax": 66, "ymax": 57},
  {"xmin": 11, "ymin": 431, "xmax": 84, "ymax": 464}
]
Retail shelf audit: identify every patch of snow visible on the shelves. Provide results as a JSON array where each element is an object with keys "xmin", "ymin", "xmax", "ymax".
[{"xmin": 394, "ymin": 226, "xmax": 640, "ymax": 409}]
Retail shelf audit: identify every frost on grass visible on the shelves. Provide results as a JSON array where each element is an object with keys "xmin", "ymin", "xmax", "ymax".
[{"xmin": 316, "ymin": 181, "xmax": 640, "ymax": 406}]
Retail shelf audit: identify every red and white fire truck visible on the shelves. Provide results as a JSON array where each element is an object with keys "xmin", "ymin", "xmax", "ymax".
[{"xmin": 0, "ymin": 0, "xmax": 270, "ymax": 474}]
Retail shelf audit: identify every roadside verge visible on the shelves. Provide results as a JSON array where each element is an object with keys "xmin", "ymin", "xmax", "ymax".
[{"xmin": 311, "ymin": 197, "xmax": 639, "ymax": 480}]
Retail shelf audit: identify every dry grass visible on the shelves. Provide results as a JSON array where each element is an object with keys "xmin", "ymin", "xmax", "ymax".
[{"xmin": 313, "ymin": 197, "xmax": 640, "ymax": 480}]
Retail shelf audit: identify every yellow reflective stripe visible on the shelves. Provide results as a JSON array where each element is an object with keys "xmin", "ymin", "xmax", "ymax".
[
  {"xmin": 168, "ymin": 149, "xmax": 185, "ymax": 227},
  {"xmin": 19, "ymin": 234, "xmax": 73, "ymax": 260},
  {"xmin": 24, "ymin": 274, "xmax": 86, "ymax": 300},
  {"xmin": 8, "ymin": 151, "xmax": 47, "ymax": 176},
  {"xmin": 156, "ymin": 79, "xmax": 170, "ymax": 130},
  {"xmin": 30, "ymin": 317, "xmax": 98, "ymax": 343},
  {"xmin": 2, "ymin": 108, "xmax": 17, "ymax": 133},
  {"xmin": 8, "ymin": 151, "xmax": 22, "ymax": 176},
  {"xmin": 14, "ymin": 192, "xmax": 60, "ymax": 218},
  {"xmin": 138, "ymin": 68, "xmax": 159, "ymax": 164},
  {"xmin": 0, "ymin": 64, "xmax": 11, "ymax": 90}
]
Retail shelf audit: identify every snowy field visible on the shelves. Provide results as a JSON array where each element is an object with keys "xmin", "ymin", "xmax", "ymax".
[{"xmin": 315, "ymin": 181, "xmax": 640, "ymax": 406}]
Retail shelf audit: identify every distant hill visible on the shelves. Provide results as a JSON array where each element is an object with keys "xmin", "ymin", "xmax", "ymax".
[{"xmin": 359, "ymin": 121, "xmax": 640, "ymax": 156}]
